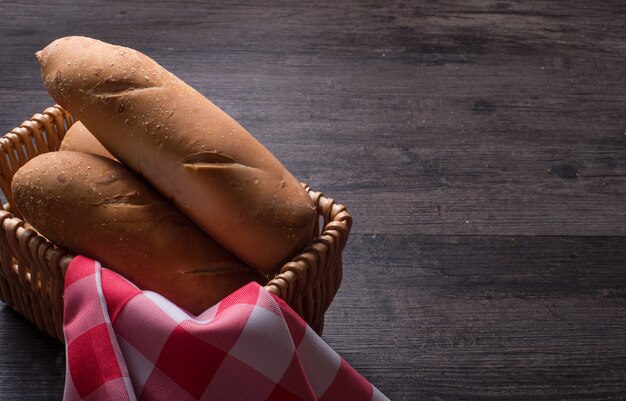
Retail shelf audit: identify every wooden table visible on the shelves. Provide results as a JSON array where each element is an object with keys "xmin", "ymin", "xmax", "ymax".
[{"xmin": 1, "ymin": 1, "xmax": 625, "ymax": 400}]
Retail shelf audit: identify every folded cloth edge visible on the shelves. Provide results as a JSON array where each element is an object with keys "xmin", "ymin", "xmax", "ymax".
[{"xmin": 63, "ymin": 255, "xmax": 389, "ymax": 401}]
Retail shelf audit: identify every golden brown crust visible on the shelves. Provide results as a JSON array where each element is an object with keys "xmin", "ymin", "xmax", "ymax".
[
  {"xmin": 37, "ymin": 36, "xmax": 316, "ymax": 273},
  {"xmin": 60, "ymin": 121, "xmax": 117, "ymax": 161},
  {"xmin": 12, "ymin": 151, "xmax": 266, "ymax": 314}
]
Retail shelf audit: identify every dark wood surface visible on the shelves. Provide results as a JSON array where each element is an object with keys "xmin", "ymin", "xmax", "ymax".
[{"xmin": 1, "ymin": 1, "xmax": 625, "ymax": 400}]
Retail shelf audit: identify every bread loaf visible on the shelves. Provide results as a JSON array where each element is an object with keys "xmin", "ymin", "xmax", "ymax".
[
  {"xmin": 12, "ymin": 151, "xmax": 266, "ymax": 314},
  {"xmin": 60, "ymin": 121, "xmax": 116, "ymax": 160},
  {"xmin": 37, "ymin": 36, "xmax": 316, "ymax": 273}
]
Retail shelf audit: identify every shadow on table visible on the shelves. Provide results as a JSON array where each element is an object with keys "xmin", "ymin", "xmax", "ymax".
[{"xmin": 0, "ymin": 302, "xmax": 65, "ymax": 400}]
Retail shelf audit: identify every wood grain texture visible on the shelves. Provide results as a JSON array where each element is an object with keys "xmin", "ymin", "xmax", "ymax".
[
  {"xmin": 0, "ymin": 0, "xmax": 625, "ymax": 400},
  {"xmin": 331, "ymin": 234, "xmax": 626, "ymax": 400}
]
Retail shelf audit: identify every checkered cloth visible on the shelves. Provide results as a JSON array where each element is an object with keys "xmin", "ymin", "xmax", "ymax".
[{"xmin": 63, "ymin": 256, "xmax": 389, "ymax": 401}]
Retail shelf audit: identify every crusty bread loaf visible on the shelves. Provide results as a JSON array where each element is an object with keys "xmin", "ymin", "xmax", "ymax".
[
  {"xmin": 60, "ymin": 121, "xmax": 116, "ymax": 160},
  {"xmin": 37, "ymin": 36, "xmax": 316, "ymax": 273},
  {"xmin": 12, "ymin": 151, "xmax": 266, "ymax": 314}
]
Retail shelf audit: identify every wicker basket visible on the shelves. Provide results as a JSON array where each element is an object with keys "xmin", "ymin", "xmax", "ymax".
[{"xmin": 0, "ymin": 105, "xmax": 351, "ymax": 342}]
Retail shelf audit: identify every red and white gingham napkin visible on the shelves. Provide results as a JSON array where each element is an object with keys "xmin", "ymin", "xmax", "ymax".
[{"xmin": 62, "ymin": 256, "xmax": 389, "ymax": 401}]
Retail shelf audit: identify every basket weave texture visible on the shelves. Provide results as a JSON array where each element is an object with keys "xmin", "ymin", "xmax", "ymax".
[{"xmin": 0, "ymin": 105, "xmax": 351, "ymax": 342}]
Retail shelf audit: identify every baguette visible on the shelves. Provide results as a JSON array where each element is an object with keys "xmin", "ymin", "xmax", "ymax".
[
  {"xmin": 12, "ymin": 151, "xmax": 266, "ymax": 314},
  {"xmin": 37, "ymin": 36, "xmax": 316, "ymax": 273},
  {"xmin": 60, "ymin": 121, "xmax": 116, "ymax": 160}
]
